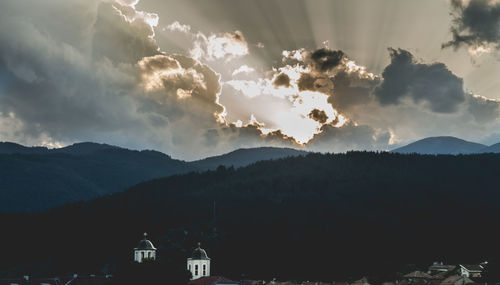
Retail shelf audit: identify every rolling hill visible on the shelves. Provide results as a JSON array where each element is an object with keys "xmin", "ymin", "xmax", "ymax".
[
  {"xmin": 0, "ymin": 144, "xmax": 194, "ymax": 212},
  {"xmin": 479, "ymin": 142, "xmax": 500, "ymax": 153},
  {"xmin": 191, "ymin": 147, "xmax": 307, "ymax": 170},
  {"xmin": 0, "ymin": 142, "xmax": 307, "ymax": 212},
  {"xmin": 0, "ymin": 142, "xmax": 52, "ymax": 154},
  {"xmin": 390, "ymin": 136, "xmax": 486, "ymax": 154}
]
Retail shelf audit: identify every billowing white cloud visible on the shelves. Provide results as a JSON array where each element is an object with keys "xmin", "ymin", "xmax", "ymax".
[
  {"xmin": 162, "ymin": 21, "xmax": 249, "ymax": 62},
  {"xmin": 164, "ymin": 21, "xmax": 191, "ymax": 33},
  {"xmin": 190, "ymin": 30, "xmax": 249, "ymax": 61},
  {"xmin": 232, "ymin": 65, "xmax": 255, "ymax": 77}
]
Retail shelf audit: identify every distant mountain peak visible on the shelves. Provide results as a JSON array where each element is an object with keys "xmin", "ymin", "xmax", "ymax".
[
  {"xmin": 192, "ymin": 146, "xmax": 307, "ymax": 170},
  {"xmin": 479, "ymin": 142, "xmax": 500, "ymax": 154},
  {"xmin": 55, "ymin": 142, "xmax": 121, "ymax": 155},
  {"xmin": 391, "ymin": 136, "xmax": 486, "ymax": 155},
  {"xmin": 0, "ymin": 142, "xmax": 50, "ymax": 154}
]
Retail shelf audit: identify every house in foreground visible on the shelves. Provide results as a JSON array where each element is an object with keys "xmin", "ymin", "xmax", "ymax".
[{"xmin": 458, "ymin": 264, "xmax": 485, "ymax": 278}]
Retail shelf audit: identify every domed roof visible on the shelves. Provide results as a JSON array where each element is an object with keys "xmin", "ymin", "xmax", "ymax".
[
  {"xmin": 190, "ymin": 242, "xmax": 210, "ymax": 260},
  {"xmin": 135, "ymin": 233, "xmax": 156, "ymax": 250}
]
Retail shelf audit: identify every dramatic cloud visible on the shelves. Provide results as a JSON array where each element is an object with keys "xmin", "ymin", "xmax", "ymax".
[
  {"xmin": 232, "ymin": 65, "xmax": 255, "ymax": 77},
  {"xmin": 190, "ymin": 30, "xmax": 249, "ymax": 61},
  {"xmin": 273, "ymin": 73, "xmax": 291, "ymax": 87},
  {"xmin": 219, "ymin": 50, "xmax": 350, "ymax": 144},
  {"xmin": 0, "ymin": 0, "xmax": 230, "ymax": 159},
  {"xmin": 467, "ymin": 94, "xmax": 500, "ymax": 122},
  {"xmin": 330, "ymin": 69, "xmax": 380, "ymax": 112},
  {"xmin": 374, "ymin": 48, "xmax": 466, "ymax": 113},
  {"xmin": 443, "ymin": 0, "xmax": 500, "ymax": 54},
  {"xmin": 309, "ymin": 48, "xmax": 345, "ymax": 72},
  {"xmin": 1, "ymin": 0, "xmax": 500, "ymax": 159},
  {"xmin": 204, "ymin": 123, "xmax": 301, "ymax": 151},
  {"xmin": 162, "ymin": 20, "xmax": 249, "ymax": 62},
  {"xmin": 308, "ymin": 109, "xmax": 329, "ymax": 124},
  {"xmin": 164, "ymin": 21, "xmax": 191, "ymax": 33}
]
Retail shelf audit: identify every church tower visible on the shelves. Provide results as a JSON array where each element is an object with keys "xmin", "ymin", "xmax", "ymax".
[
  {"xmin": 134, "ymin": 233, "xmax": 157, "ymax": 263},
  {"xmin": 187, "ymin": 242, "xmax": 211, "ymax": 280}
]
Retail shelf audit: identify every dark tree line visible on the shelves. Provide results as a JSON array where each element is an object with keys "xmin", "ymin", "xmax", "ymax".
[{"xmin": 2, "ymin": 152, "xmax": 500, "ymax": 282}]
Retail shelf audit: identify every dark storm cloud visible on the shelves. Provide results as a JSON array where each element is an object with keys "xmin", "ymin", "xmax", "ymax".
[
  {"xmin": 279, "ymin": 48, "xmax": 381, "ymax": 116},
  {"xmin": 297, "ymin": 73, "xmax": 317, "ymax": 91},
  {"xmin": 330, "ymin": 70, "xmax": 380, "ymax": 112},
  {"xmin": 374, "ymin": 48, "xmax": 466, "ymax": 113},
  {"xmin": 308, "ymin": 109, "xmax": 329, "ymax": 124},
  {"xmin": 273, "ymin": 73, "xmax": 291, "ymax": 87},
  {"xmin": 288, "ymin": 48, "xmax": 379, "ymax": 115},
  {"xmin": 310, "ymin": 48, "xmax": 345, "ymax": 72},
  {"xmin": 443, "ymin": 0, "xmax": 500, "ymax": 50}
]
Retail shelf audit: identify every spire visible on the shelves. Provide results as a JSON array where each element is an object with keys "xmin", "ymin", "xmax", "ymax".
[
  {"xmin": 197, "ymin": 242, "xmax": 201, "ymax": 248},
  {"xmin": 143, "ymin": 232, "xmax": 148, "ymax": 239}
]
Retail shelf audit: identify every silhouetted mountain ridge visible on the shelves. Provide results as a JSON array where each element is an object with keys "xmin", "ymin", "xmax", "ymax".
[
  {"xmin": 0, "ymin": 142, "xmax": 306, "ymax": 212},
  {"xmin": 391, "ymin": 136, "xmax": 488, "ymax": 154},
  {"xmin": 480, "ymin": 142, "xmax": 500, "ymax": 153},
  {"xmin": 54, "ymin": 142, "xmax": 120, "ymax": 155},
  {"xmin": 192, "ymin": 147, "xmax": 307, "ymax": 170},
  {"xmin": 0, "ymin": 142, "xmax": 51, "ymax": 154}
]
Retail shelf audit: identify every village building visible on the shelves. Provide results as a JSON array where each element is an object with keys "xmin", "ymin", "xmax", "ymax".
[
  {"xmin": 428, "ymin": 262, "xmax": 457, "ymax": 276},
  {"xmin": 133, "ymin": 233, "xmax": 156, "ymax": 263},
  {"xmin": 440, "ymin": 275, "xmax": 475, "ymax": 285},
  {"xmin": 458, "ymin": 264, "xmax": 484, "ymax": 278},
  {"xmin": 403, "ymin": 271, "xmax": 433, "ymax": 282},
  {"xmin": 187, "ymin": 243, "xmax": 211, "ymax": 280}
]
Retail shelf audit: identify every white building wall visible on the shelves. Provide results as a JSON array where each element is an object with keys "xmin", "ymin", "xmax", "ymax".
[
  {"xmin": 134, "ymin": 250, "xmax": 156, "ymax": 263},
  {"xmin": 187, "ymin": 259, "xmax": 210, "ymax": 280}
]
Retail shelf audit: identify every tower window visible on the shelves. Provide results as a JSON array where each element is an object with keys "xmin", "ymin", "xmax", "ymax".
[
  {"xmin": 203, "ymin": 264, "xmax": 206, "ymax": 276},
  {"xmin": 195, "ymin": 264, "xmax": 198, "ymax": 276}
]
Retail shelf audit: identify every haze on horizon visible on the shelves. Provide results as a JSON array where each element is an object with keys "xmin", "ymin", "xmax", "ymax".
[{"xmin": 1, "ymin": 0, "xmax": 500, "ymax": 159}]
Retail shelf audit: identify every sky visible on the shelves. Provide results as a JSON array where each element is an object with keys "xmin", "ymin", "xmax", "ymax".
[{"xmin": 1, "ymin": 0, "xmax": 500, "ymax": 160}]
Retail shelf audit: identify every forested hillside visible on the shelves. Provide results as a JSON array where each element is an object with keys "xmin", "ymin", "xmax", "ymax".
[
  {"xmin": 0, "ymin": 147, "xmax": 194, "ymax": 212},
  {"xmin": 1, "ymin": 152, "xmax": 500, "ymax": 281},
  {"xmin": 0, "ymin": 142, "xmax": 305, "ymax": 212},
  {"xmin": 192, "ymin": 147, "xmax": 307, "ymax": 170}
]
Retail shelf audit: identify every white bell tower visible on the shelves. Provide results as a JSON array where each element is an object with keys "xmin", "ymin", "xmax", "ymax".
[
  {"xmin": 187, "ymin": 242, "xmax": 211, "ymax": 280},
  {"xmin": 134, "ymin": 233, "xmax": 157, "ymax": 263}
]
